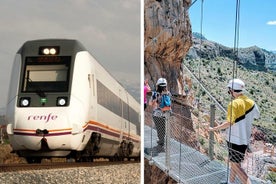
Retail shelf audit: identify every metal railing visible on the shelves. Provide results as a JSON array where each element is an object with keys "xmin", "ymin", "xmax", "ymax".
[
  {"xmin": 144, "ymin": 66, "xmax": 274, "ymax": 183},
  {"xmin": 145, "ymin": 103, "xmax": 228, "ymax": 184},
  {"xmin": 144, "ymin": 103, "xmax": 273, "ymax": 183}
]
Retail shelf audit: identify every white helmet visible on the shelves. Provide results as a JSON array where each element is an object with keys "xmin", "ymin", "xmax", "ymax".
[
  {"xmin": 227, "ymin": 78, "xmax": 245, "ymax": 91},
  {"xmin": 156, "ymin": 78, "xmax": 167, "ymax": 87}
]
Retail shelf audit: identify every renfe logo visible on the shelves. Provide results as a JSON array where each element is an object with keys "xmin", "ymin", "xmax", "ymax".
[{"xmin": 27, "ymin": 113, "xmax": 58, "ymax": 123}]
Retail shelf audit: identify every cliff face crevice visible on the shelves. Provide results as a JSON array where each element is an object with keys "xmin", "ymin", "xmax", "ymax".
[{"xmin": 144, "ymin": 0, "xmax": 192, "ymax": 94}]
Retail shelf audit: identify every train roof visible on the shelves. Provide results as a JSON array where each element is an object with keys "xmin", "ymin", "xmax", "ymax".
[{"xmin": 17, "ymin": 39, "xmax": 86, "ymax": 55}]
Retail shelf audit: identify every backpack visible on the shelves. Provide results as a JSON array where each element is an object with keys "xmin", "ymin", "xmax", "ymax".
[{"xmin": 159, "ymin": 94, "xmax": 171, "ymax": 108}]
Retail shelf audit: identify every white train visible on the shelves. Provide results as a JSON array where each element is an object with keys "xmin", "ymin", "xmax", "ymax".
[{"xmin": 5, "ymin": 39, "xmax": 140, "ymax": 163}]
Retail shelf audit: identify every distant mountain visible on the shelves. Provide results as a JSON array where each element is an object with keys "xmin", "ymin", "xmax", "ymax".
[
  {"xmin": 0, "ymin": 108, "xmax": 5, "ymax": 116},
  {"xmin": 184, "ymin": 33, "xmax": 276, "ymax": 140},
  {"xmin": 0, "ymin": 108, "xmax": 5, "ymax": 125},
  {"xmin": 192, "ymin": 32, "xmax": 207, "ymax": 40},
  {"xmin": 188, "ymin": 32, "xmax": 276, "ymax": 71}
]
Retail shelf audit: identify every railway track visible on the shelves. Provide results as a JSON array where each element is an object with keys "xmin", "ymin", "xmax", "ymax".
[{"xmin": 0, "ymin": 160, "xmax": 139, "ymax": 173}]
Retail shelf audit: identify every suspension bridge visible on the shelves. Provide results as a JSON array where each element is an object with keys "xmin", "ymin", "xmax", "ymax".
[{"xmin": 144, "ymin": 64, "xmax": 274, "ymax": 183}]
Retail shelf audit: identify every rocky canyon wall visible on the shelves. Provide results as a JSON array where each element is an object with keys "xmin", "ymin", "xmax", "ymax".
[
  {"xmin": 144, "ymin": 2, "xmax": 194, "ymax": 182},
  {"xmin": 144, "ymin": 0, "xmax": 192, "ymax": 94}
]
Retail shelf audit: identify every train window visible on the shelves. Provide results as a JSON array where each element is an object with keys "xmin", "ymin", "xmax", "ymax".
[
  {"xmin": 22, "ymin": 56, "xmax": 71, "ymax": 92},
  {"xmin": 96, "ymin": 80, "xmax": 139, "ymax": 127},
  {"xmin": 97, "ymin": 80, "xmax": 122, "ymax": 116}
]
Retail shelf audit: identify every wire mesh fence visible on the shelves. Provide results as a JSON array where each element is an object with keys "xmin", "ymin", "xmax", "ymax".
[
  {"xmin": 144, "ymin": 67, "xmax": 275, "ymax": 183},
  {"xmin": 144, "ymin": 105, "xmax": 274, "ymax": 184}
]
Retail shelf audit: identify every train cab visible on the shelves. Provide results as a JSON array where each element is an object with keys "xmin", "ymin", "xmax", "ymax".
[{"xmin": 6, "ymin": 39, "xmax": 140, "ymax": 163}]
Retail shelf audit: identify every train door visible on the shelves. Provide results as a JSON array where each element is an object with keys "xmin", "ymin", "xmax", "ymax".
[
  {"xmin": 119, "ymin": 89, "xmax": 124, "ymax": 140},
  {"xmin": 125, "ymin": 90, "xmax": 131, "ymax": 141},
  {"xmin": 118, "ymin": 89, "xmax": 131, "ymax": 159},
  {"xmin": 88, "ymin": 71, "xmax": 96, "ymax": 120},
  {"xmin": 119, "ymin": 89, "xmax": 130, "ymax": 140},
  {"xmin": 121, "ymin": 89, "xmax": 130, "ymax": 141}
]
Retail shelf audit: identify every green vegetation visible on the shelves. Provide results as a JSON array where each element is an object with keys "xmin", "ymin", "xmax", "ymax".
[
  {"xmin": 183, "ymin": 57, "xmax": 276, "ymax": 141},
  {"xmin": 266, "ymin": 172, "xmax": 276, "ymax": 183}
]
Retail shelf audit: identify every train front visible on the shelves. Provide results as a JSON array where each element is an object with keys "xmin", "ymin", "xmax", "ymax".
[{"xmin": 6, "ymin": 39, "xmax": 85, "ymax": 162}]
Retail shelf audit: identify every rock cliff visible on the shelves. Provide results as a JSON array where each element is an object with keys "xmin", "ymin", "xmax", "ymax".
[
  {"xmin": 187, "ymin": 33, "xmax": 276, "ymax": 71},
  {"xmin": 144, "ymin": 0, "xmax": 192, "ymax": 94},
  {"xmin": 144, "ymin": 1, "xmax": 193, "ymax": 183}
]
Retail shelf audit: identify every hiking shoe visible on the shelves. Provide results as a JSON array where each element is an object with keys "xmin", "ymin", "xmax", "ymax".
[{"xmin": 154, "ymin": 145, "xmax": 165, "ymax": 153}]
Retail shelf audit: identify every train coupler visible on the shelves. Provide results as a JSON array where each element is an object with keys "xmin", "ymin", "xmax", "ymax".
[{"xmin": 40, "ymin": 137, "xmax": 50, "ymax": 151}]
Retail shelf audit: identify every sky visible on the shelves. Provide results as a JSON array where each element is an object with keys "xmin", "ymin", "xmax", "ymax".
[
  {"xmin": 0, "ymin": 0, "xmax": 141, "ymax": 109},
  {"xmin": 189, "ymin": 0, "xmax": 276, "ymax": 51}
]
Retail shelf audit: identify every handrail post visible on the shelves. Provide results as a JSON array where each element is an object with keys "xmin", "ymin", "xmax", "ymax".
[
  {"xmin": 165, "ymin": 111, "xmax": 171, "ymax": 171},
  {"xmin": 209, "ymin": 104, "xmax": 215, "ymax": 160}
]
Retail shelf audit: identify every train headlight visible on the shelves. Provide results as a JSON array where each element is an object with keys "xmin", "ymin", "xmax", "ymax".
[
  {"xmin": 39, "ymin": 46, "xmax": 60, "ymax": 55},
  {"xmin": 42, "ymin": 48, "xmax": 50, "ymax": 55},
  {"xmin": 49, "ymin": 48, "xmax": 56, "ymax": 55},
  {"xmin": 19, "ymin": 97, "xmax": 31, "ymax": 107},
  {"xmin": 56, "ymin": 97, "xmax": 68, "ymax": 106}
]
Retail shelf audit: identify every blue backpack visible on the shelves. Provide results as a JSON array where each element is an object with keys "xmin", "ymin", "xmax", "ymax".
[{"xmin": 159, "ymin": 94, "xmax": 171, "ymax": 108}]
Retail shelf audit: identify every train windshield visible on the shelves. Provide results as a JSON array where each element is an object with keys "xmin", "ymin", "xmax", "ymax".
[{"xmin": 22, "ymin": 56, "xmax": 71, "ymax": 93}]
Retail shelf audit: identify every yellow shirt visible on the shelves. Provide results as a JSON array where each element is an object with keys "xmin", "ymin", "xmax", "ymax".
[
  {"xmin": 227, "ymin": 95, "xmax": 254, "ymax": 124},
  {"xmin": 226, "ymin": 95, "xmax": 260, "ymax": 145}
]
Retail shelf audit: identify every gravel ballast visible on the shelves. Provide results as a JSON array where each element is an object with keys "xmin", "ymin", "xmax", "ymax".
[{"xmin": 0, "ymin": 163, "xmax": 140, "ymax": 184}]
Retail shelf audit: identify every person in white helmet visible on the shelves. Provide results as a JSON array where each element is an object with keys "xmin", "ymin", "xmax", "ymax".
[
  {"xmin": 148, "ymin": 77, "xmax": 171, "ymax": 153},
  {"xmin": 209, "ymin": 79, "xmax": 260, "ymax": 184}
]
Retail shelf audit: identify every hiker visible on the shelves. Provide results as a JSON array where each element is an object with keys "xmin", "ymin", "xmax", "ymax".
[
  {"xmin": 149, "ymin": 77, "xmax": 171, "ymax": 152},
  {"xmin": 209, "ymin": 79, "xmax": 260, "ymax": 184}
]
